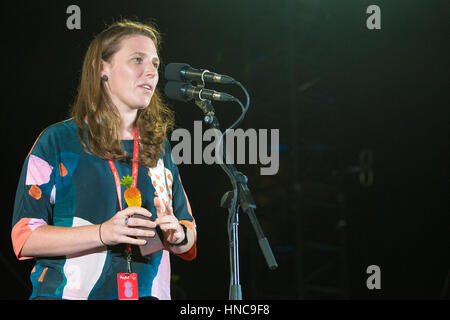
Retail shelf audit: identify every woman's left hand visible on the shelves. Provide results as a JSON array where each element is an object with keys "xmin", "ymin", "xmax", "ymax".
[{"xmin": 153, "ymin": 197, "xmax": 185, "ymax": 245}]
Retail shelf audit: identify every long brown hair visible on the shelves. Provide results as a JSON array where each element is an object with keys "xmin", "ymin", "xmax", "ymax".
[{"xmin": 71, "ymin": 19, "xmax": 174, "ymax": 168}]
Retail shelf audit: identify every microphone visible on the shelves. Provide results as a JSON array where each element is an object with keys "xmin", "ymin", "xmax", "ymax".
[
  {"xmin": 164, "ymin": 81, "xmax": 236, "ymax": 102},
  {"xmin": 165, "ymin": 63, "xmax": 235, "ymax": 84}
]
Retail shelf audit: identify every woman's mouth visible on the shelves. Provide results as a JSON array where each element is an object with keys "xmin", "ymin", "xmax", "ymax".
[{"xmin": 138, "ymin": 84, "xmax": 153, "ymax": 92}]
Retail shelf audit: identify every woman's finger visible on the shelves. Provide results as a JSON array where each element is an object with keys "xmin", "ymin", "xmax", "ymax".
[
  {"xmin": 120, "ymin": 235, "xmax": 148, "ymax": 246},
  {"xmin": 166, "ymin": 204, "xmax": 174, "ymax": 215},
  {"xmin": 129, "ymin": 227, "xmax": 156, "ymax": 238},
  {"xmin": 154, "ymin": 197, "xmax": 174, "ymax": 216},
  {"xmin": 155, "ymin": 215, "xmax": 178, "ymax": 227},
  {"xmin": 121, "ymin": 206, "xmax": 152, "ymax": 218},
  {"xmin": 154, "ymin": 215, "xmax": 176, "ymax": 223},
  {"xmin": 126, "ymin": 216, "xmax": 157, "ymax": 229},
  {"xmin": 153, "ymin": 197, "xmax": 162, "ymax": 209},
  {"xmin": 116, "ymin": 225, "xmax": 155, "ymax": 239},
  {"xmin": 159, "ymin": 224, "xmax": 179, "ymax": 232}
]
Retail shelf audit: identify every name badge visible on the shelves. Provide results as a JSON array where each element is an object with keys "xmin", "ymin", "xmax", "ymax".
[{"xmin": 117, "ymin": 273, "xmax": 139, "ymax": 300}]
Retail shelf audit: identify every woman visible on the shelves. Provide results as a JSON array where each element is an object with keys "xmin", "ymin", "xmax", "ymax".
[{"xmin": 11, "ymin": 20, "xmax": 196, "ymax": 300}]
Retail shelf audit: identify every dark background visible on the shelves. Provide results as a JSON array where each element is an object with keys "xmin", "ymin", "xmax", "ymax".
[{"xmin": 1, "ymin": 0, "xmax": 448, "ymax": 299}]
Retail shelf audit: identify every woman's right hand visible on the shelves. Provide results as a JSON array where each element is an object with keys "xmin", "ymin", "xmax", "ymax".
[{"xmin": 99, "ymin": 207, "xmax": 157, "ymax": 246}]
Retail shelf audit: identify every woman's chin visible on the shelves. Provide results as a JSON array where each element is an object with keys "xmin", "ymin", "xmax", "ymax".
[
  {"xmin": 132, "ymin": 101, "xmax": 151, "ymax": 110},
  {"xmin": 137, "ymin": 104, "xmax": 149, "ymax": 110}
]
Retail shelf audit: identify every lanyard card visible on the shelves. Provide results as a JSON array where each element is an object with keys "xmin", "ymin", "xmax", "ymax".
[{"xmin": 117, "ymin": 273, "xmax": 139, "ymax": 300}]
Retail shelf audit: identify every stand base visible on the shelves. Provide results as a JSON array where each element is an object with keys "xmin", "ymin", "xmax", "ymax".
[{"xmin": 229, "ymin": 284, "xmax": 243, "ymax": 300}]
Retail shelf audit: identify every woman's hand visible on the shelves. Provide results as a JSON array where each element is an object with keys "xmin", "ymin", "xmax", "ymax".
[
  {"xmin": 100, "ymin": 206, "xmax": 157, "ymax": 246},
  {"xmin": 153, "ymin": 197, "xmax": 185, "ymax": 245}
]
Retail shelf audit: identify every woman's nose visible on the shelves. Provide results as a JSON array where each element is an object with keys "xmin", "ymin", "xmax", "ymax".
[{"xmin": 145, "ymin": 63, "xmax": 158, "ymax": 78}]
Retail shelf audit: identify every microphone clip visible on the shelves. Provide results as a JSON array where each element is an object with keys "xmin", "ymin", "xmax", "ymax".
[
  {"xmin": 192, "ymin": 79, "xmax": 220, "ymax": 128},
  {"xmin": 194, "ymin": 98, "xmax": 220, "ymax": 129}
]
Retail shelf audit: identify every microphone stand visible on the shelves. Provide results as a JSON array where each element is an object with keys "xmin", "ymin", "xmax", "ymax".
[{"xmin": 194, "ymin": 98, "xmax": 278, "ymax": 300}]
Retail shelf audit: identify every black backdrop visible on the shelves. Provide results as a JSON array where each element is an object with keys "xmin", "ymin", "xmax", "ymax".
[{"xmin": 1, "ymin": 0, "xmax": 449, "ymax": 300}]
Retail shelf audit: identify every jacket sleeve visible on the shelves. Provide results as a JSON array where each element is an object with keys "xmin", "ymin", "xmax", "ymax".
[{"xmin": 11, "ymin": 128, "xmax": 57, "ymax": 260}]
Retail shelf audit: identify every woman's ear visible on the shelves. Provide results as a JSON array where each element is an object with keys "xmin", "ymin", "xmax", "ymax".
[
  {"xmin": 91, "ymin": 58, "xmax": 100, "ymax": 72},
  {"xmin": 100, "ymin": 59, "xmax": 111, "ymax": 75},
  {"xmin": 98, "ymin": 59, "xmax": 111, "ymax": 81}
]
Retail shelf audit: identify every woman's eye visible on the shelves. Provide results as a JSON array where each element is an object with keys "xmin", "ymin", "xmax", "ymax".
[
  {"xmin": 132, "ymin": 57, "xmax": 143, "ymax": 63},
  {"xmin": 153, "ymin": 62, "xmax": 159, "ymax": 68}
]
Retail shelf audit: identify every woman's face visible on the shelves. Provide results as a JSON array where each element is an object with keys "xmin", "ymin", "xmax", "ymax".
[{"xmin": 101, "ymin": 34, "xmax": 160, "ymax": 113}]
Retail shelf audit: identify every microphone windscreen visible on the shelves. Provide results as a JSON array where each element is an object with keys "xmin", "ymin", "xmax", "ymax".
[
  {"xmin": 164, "ymin": 81, "xmax": 189, "ymax": 102},
  {"xmin": 164, "ymin": 63, "xmax": 190, "ymax": 81}
]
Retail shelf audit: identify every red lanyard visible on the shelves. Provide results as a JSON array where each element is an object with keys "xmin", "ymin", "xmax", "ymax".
[
  {"xmin": 108, "ymin": 125, "xmax": 140, "ymax": 211},
  {"xmin": 107, "ymin": 125, "xmax": 139, "ymax": 272}
]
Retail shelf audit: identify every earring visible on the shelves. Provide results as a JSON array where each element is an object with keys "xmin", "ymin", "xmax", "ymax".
[{"xmin": 101, "ymin": 75, "xmax": 108, "ymax": 81}]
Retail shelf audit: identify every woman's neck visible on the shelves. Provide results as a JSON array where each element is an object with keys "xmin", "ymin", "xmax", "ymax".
[{"xmin": 119, "ymin": 108, "xmax": 138, "ymax": 140}]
